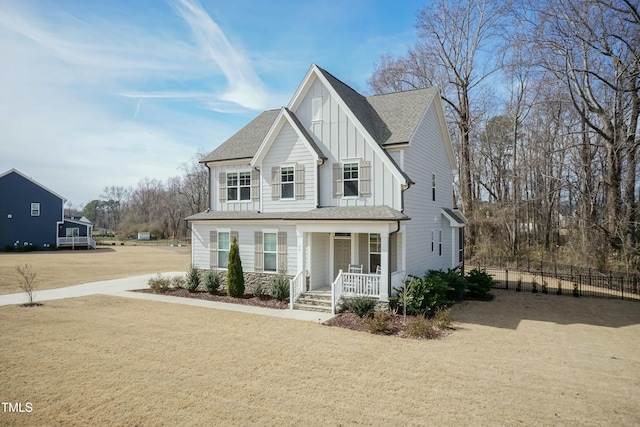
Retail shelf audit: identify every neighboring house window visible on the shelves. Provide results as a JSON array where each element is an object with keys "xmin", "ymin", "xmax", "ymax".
[
  {"xmin": 431, "ymin": 230, "xmax": 434, "ymax": 252},
  {"xmin": 66, "ymin": 228, "xmax": 79, "ymax": 237},
  {"xmin": 459, "ymin": 228, "xmax": 464, "ymax": 263},
  {"xmin": 369, "ymin": 233, "xmax": 381, "ymax": 274},
  {"xmin": 432, "ymin": 174, "xmax": 436, "ymax": 201},
  {"xmin": 281, "ymin": 167, "xmax": 294, "ymax": 199},
  {"xmin": 439, "ymin": 230, "xmax": 442, "ymax": 256},
  {"xmin": 218, "ymin": 231, "xmax": 230, "ymax": 268},
  {"xmin": 312, "ymin": 96, "xmax": 322, "ymax": 121},
  {"xmin": 343, "ymin": 163, "xmax": 359, "ymax": 197},
  {"xmin": 226, "ymin": 172, "xmax": 251, "ymax": 201},
  {"xmin": 263, "ymin": 232, "xmax": 277, "ymax": 272},
  {"xmin": 31, "ymin": 203, "xmax": 40, "ymax": 216}
]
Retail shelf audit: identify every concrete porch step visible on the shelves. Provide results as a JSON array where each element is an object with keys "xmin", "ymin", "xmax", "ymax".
[
  {"xmin": 292, "ymin": 303, "xmax": 332, "ymax": 313},
  {"xmin": 293, "ymin": 292, "xmax": 333, "ymax": 313}
]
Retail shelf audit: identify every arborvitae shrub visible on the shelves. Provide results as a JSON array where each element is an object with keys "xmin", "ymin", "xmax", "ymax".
[
  {"xmin": 186, "ymin": 265, "xmax": 200, "ymax": 292},
  {"xmin": 204, "ymin": 270, "xmax": 220, "ymax": 294},
  {"xmin": 227, "ymin": 237, "xmax": 245, "ymax": 297}
]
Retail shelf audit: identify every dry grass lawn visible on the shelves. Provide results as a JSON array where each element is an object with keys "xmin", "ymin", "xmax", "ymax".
[
  {"xmin": 1, "ymin": 290, "xmax": 639, "ymax": 426},
  {"xmin": 0, "ymin": 246, "xmax": 190, "ymax": 295}
]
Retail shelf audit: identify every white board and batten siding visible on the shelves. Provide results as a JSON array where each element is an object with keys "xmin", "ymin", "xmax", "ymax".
[
  {"xmin": 403, "ymin": 100, "xmax": 457, "ymax": 274},
  {"xmin": 209, "ymin": 163, "xmax": 260, "ymax": 212},
  {"xmin": 261, "ymin": 121, "xmax": 316, "ymax": 212},
  {"xmin": 294, "ymin": 78, "xmax": 402, "ymax": 211},
  {"xmin": 191, "ymin": 222, "xmax": 298, "ymax": 274}
]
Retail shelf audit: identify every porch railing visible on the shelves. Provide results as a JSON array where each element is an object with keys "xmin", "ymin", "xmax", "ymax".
[
  {"xmin": 289, "ymin": 269, "xmax": 307, "ymax": 310},
  {"xmin": 58, "ymin": 237, "xmax": 96, "ymax": 248},
  {"xmin": 331, "ymin": 270, "xmax": 381, "ymax": 314}
]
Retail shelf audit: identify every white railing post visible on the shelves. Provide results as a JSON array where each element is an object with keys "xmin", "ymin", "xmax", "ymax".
[{"xmin": 289, "ymin": 278, "xmax": 294, "ymax": 310}]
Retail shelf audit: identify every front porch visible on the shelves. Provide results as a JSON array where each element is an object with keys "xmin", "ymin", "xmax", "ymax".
[{"xmin": 288, "ymin": 223, "xmax": 406, "ymax": 314}]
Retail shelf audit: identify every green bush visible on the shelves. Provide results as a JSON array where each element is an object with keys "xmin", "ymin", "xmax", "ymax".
[
  {"xmin": 516, "ymin": 278, "xmax": 522, "ymax": 292},
  {"xmin": 149, "ymin": 275, "xmax": 171, "ymax": 293},
  {"xmin": 542, "ymin": 281, "xmax": 548, "ymax": 294},
  {"xmin": 465, "ymin": 268, "xmax": 494, "ymax": 298},
  {"xmin": 186, "ymin": 265, "xmax": 200, "ymax": 292},
  {"xmin": 344, "ymin": 296, "xmax": 377, "ymax": 318},
  {"xmin": 203, "ymin": 270, "xmax": 220, "ymax": 294},
  {"xmin": 404, "ymin": 316, "xmax": 440, "ymax": 339},
  {"xmin": 573, "ymin": 283, "xmax": 580, "ymax": 297},
  {"xmin": 269, "ymin": 274, "xmax": 290, "ymax": 302},
  {"xmin": 428, "ymin": 268, "xmax": 467, "ymax": 301},
  {"xmin": 531, "ymin": 280, "xmax": 538, "ymax": 293},
  {"xmin": 390, "ymin": 272, "xmax": 453, "ymax": 316},
  {"xmin": 366, "ymin": 310, "xmax": 391, "ymax": 334},
  {"xmin": 556, "ymin": 280, "xmax": 563, "ymax": 295},
  {"xmin": 227, "ymin": 237, "xmax": 245, "ymax": 297}
]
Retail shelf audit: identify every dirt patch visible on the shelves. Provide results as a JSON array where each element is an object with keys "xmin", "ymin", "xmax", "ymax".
[
  {"xmin": 135, "ymin": 288, "xmax": 288, "ymax": 309},
  {"xmin": 0, "ymin": 246, "xmax": 189, "ymax": 295}
]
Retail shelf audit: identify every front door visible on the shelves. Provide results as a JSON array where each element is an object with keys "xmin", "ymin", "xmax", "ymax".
[{"xmin": 334, "ymin": 237, "xmax": 351, "ymax": 279}]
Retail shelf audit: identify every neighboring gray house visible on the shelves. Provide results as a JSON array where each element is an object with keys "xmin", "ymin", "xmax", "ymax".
[{"xmin": 187, "ymin": 64, "xmax": 465, "ymax": 312}]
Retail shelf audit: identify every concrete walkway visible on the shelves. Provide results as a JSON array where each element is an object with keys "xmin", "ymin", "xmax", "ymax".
[{"xmin": 0, "ymin": 272, "xmax": 334, "ymax": 323}]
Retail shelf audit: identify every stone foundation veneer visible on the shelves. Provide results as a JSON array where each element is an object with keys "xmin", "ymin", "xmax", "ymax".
[{"xmin": 208, "ymin": 270, "xmax": 292, "ymax": 290}]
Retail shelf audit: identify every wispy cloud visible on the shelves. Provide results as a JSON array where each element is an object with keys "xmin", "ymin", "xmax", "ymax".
[{"xmin": 170, "ymin": 0, "xmax": 269, "ymax": 110}]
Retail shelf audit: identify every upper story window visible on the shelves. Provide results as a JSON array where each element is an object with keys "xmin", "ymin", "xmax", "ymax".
[
  {"xmin": 31, "ymin": 203, "xmax": 40, "ymax": 216},
  {"xmin": 432, "ymin": 173, "xmax": 436, "ymax": 201},
  {"xmin": 343, "ymin": 163, "xmax": 359, "ymax": 197},
  {"xmin": 281, "ymin": 166, "xmax": 294, "ymax": 199},
  {"xmin": 312, "ymin": 96, "xmax": 322, "ymax": 121},
  {"xmin": 333, "ymin": 160, "xmax": 371, "ymax": 198},
  {"xmin": 438, "ymin": 230, "xmax": 442, "ymax": 256},
  {"xmin": 227, "ymin": 172, "xmax": 251, "ymax": 201}
]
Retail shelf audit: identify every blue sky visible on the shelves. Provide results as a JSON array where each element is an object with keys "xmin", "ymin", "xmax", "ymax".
[{"xmin": 0, "ymin": 0, "xmax": 426, "ymax": 207}]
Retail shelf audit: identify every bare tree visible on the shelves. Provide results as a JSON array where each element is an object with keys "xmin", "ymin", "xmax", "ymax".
[{"xmin": 16, "ymin": 264, "xmax": 37, "ymax": 305}]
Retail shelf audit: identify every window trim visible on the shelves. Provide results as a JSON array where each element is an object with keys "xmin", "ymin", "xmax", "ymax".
[
  {"xmin": 217, "ymin": 230, "xmax": 231, "ymax": 269},
  {"xmin": 369, "ymin": 233, "xmax": 381, "ymax": 274},
  {"xmin": 31, "ymin": 203, "xmax": 40, "ymax": 216},
  {"xmin": 342, "ymin": 161, "xmax": 359, "ymax": 198},
  {"xmin": 263, "ymin": 231, "xmax": 278, "ymax": 272},
  {"xmin": 226, "ymin": 171, "xmax": 252, "ymax": 202},
  {"xmin": 280, "ymin": 165, "xmax": 295, "ymax": 200}
]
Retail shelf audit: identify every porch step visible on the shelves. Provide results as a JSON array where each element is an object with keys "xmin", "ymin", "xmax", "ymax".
[{"xmin": 293, "ymin": 293, "xmax": 333, "ymax": 313}]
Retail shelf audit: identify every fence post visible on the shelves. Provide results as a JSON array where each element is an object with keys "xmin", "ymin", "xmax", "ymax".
[
  {"xmin": 609, "ymin": 271, "xmax": 613, "ymax": 290},
  {"xmin": 634, "ymin": 275, "xmax": 638, "ymax": 294},
  {"xmin": 620, "ymin": 276, "xmax": 624, "ymax": 300},
  {"xmin": 505, "ymin": 269, "xmax": 509, "ymax": 290}
]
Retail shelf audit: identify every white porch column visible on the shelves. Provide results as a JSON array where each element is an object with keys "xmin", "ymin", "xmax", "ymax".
[
  {"xmin": 297, "ymin": 230, "xmax": 306, "ymax": 276},
  {"xmin": 380, "ymin": 231, "xmax": 389, "ymax": 301}
]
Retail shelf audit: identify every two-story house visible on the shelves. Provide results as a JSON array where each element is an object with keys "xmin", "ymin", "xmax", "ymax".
[
  {"xmin": 187, "ymin": 65, "xmax": 465, "ymax": 312},
  {"xmin": 0, "ymin": 168, "xmax": 95, "ymax": 250}
]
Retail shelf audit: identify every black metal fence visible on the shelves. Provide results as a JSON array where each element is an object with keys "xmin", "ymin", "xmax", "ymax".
[{"xmin": 465, "ymin": 256, "xmax": 640, "ymax": 302}]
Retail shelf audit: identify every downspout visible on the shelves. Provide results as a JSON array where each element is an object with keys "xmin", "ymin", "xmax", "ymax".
[
  {"xmin": 388, "ymin": 220, "xmax": 401, "ymax": 297},
  {"xmin": 205, "ymin": 163, "xmax": 212, "ymax": 211},
  {"xmin": 316, "ymin": 158, "xmax": 326, "ymax": 208}
]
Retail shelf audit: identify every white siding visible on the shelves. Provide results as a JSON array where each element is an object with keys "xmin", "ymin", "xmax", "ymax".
[
  {"xmin": 209, "ymin": 163, "xmax": 259, "ymax": 212},
  {"xmin": 294, "ymin": 78, "xmax": 402, "ymax": 210},
  {"xmin": 262, "ymin": 122, "xmax": 316, "ymax": 212},
  {"xmin": 191, "ymin": 222, "xmax": 297, "ymax": 273},
  {"xmin": 403, "ymin": 101, "xmax": 457, "ymax": 274}
]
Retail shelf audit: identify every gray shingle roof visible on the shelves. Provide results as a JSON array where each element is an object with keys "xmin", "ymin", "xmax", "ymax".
[
  {"xmin": 186, "ymin": 206, "xmax": 410, "ymax": 222},
  {"xmin": 202, "ymin": 66, "xmax": 438, "ymax": 164},
  {"xmin": 284, "ymin": 108, "xmax": 326, "ymax": 160},
  {"xmin": 442, "ymin": 208, "xmax": 467, "ymax": 226},
  {"xmin": 201, "ymin": 109, "xmax": 279, "ymax": 162}
]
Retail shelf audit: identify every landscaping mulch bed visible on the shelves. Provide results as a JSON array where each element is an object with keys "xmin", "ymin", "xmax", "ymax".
[
  {"xmin": 134, "ymin": 288, "xmax": 288, "ymax": 309},
  {"xmin": 325, "ymin": 311, "xmax": 453, "ymax": 339}
]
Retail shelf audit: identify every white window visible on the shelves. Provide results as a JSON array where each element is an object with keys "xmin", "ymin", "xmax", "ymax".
[
  {"xmin": 369, "ymin": 233, "xmax": 381, "ymax": 274},
  {"xmin": 432, "ymin": 174, "xmax": 436, "ymax": 201},
  {"xmin": 281, "ymin": 166, "xmax": 294, "ymax": 199},
  {"xmin": 66, "ymin": 228, "xmax": 79, "ymax": 237},
  {"xmin": 343, "ymin": 163, "xmax": 359, "ymax": 197},
  {"xmin": 31, "ymin": 203, "xmax": 40, "ymax": 216},
  {"xmin": 431, "ymin": 230, "xmax": 434, "ymax": 252},
  {"xmin": 439, "ymin": 230, "xmax": 442, "ymax": 256},
  {"xmin": 227, "ymin": 172, "xmax": 251, "ymax": 201},
  {"xmin": 263, "ymin": 232, "xmax": 277, "ymax": 272},
  {"xmin": 218, "ymin": 231, "xmax": 230, "ymax": 268},
  {"xmin": 312, "ymin": 96, "xmax": 322, "ymax": 121}
]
